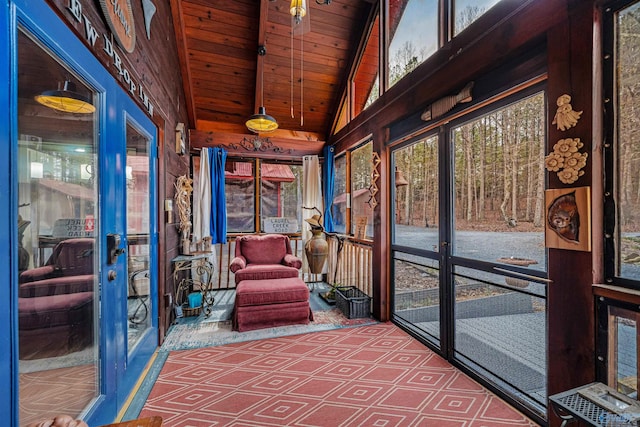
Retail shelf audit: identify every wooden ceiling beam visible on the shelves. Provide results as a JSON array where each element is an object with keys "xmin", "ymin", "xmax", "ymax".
[
  {"xmin": 190, "ymin": 129, "xmax": 325, "ymax": 160},
  {"xmin": 169, "ymin": 0, "xmax": 197, "ymax": 129}
]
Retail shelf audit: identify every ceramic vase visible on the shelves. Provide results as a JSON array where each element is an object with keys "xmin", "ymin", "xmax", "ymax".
[{"xmin": 305, "ymin": 228, "xmax": 328, "ymax": 274}]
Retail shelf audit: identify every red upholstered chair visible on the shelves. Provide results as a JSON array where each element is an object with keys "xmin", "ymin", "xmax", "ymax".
[
  {"xmin": 20, "ymin": 238, "xmax": 94, "ymax": 284},
  {"xmin": 17, "ymin": 238, "xmax": 95, "ymax": 359},
  {"xmin": 230, "ymin": 234, "xmax": 302, "ymax": 285}
]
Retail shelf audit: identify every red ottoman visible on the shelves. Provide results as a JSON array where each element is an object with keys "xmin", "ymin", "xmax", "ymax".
[
  {"xmin": 18, "ymin": 292, "xmax": 94, "ymax": 360},
  {"xmin": 233, "ymin": 277, "xmax": 313, "ymax": 332}
]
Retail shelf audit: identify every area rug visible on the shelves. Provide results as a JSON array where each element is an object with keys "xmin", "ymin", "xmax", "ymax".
[
  {"xmin": 138, "ymin": 323, "xmax": 539, "ymax": 426},
  {"xmin": 161, "ymin": 308, "xmax": 377, "ymax": 352}
]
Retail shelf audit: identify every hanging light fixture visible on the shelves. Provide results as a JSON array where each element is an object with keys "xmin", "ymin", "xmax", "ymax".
[
  {"xmin": 246, "ymin": 45, "xmax": 278, "ymax": 133},
  {"xmin": 290, "ymin": 0, "xmax": 309, "ymax": 127},
  {"xmin": 34, "ymin": 80, "xmax": 95, "ymax": 114},
  {"xmin": 290, "ymin": 0, "xmax": 307, "ymax": 24}
]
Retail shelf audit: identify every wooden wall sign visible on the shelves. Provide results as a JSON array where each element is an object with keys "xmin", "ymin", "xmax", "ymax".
[
  {"xmin": 66, "ymin": 0, "xmax": 154, "ymax": 116},
  {"xmin": 98, "ymin": 0, "xmax": 136, "ymax": 53},
  {"xmin": 263, "ymin": 218, "xmax": 299, "ymax": 234}
]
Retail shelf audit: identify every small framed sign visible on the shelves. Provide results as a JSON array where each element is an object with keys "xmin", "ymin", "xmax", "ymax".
[
  {"xmin": 355, "ymin": 216, "xmax": 368, "ymax": 240},
  {"xmin": 263, "ymin": 217, "xmax": 299, "ymax": 234}
]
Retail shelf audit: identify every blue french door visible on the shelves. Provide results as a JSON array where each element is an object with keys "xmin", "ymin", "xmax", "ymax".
[{"xmin": 1, "ymin": 1, "xmax": 158, "ymax": 425}]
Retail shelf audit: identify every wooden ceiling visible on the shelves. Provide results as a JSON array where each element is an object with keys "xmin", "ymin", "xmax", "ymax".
[{"xmin": 172, "ymin": 0, "xmax": 375, "ymax": 142}]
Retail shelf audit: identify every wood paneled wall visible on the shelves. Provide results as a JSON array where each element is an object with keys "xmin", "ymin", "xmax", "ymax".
[{"xmin": 47, "ymin": 0, "xmax": 190, "ymax": 339}]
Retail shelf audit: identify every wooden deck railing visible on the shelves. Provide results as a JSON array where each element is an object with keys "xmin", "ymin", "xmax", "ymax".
[
  {"xmin": 326, "ymin": 235, "xmax": 373, "ymax": 297},
  {"xmin": 207, "ymin": 235, "xmax": 373, "ymax": 298}
]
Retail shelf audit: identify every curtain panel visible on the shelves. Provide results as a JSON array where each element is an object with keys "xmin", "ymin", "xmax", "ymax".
[{"xmin": 322, "ymin": 145, "xmax": 335, "ymax": 233}]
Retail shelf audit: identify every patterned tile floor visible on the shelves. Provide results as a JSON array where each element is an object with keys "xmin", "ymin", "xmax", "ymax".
[{"xmin": 139, "ymin": 323, "xmax": 540, "ymax": 426}]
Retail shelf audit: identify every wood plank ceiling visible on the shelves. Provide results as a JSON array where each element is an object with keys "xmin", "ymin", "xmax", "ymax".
[{"xmin": 172, "ymin": 0, "xmax": 375, "ymax": 142}]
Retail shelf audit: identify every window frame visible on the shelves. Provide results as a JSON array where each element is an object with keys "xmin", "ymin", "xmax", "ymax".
[
  {"xmin": 332, "ymin": 0, "xmax": 510, "ymax": 134},
  {"xmin": 331, "ymin": 139, "xmax": 376, "ymax": 241},
  {"xmin": 603, "ymin": 0, "xmax": 640, "ymax": 291},
  {"xmin": 223, "ymin": 157, "xmax": 304, "ymax": 237}
]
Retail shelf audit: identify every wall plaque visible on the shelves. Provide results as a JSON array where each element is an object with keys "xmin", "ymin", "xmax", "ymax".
[
  {"xmin": 263, "ymin": 217, "xmax": 299, "ymax": 234},
  {"xmin": 99, "ymin": 0, "xmax": 136, "ymax": 53}
]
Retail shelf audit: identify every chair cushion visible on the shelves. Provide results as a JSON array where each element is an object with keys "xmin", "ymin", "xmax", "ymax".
[
  {"xmin": 19, "ymin": 292, "xmax": 94, "ymax": 331},
  {"xmin": 19, "ymin": 265, "xmax": 56, "ymax": 283},
  {"xmin": 237, "ymin": 234, "xmax": 290, "ymax": 265},
  {"xmin": 19, "ymin": 274, "xmax": 94, "ymax": 298},
  {"xmin": 234, "ymin": 264, "xmax": 300, "ymax": 284},
  {"xmin": 235, "ymin": 277, "xmax": 309, "ymax": 306}
]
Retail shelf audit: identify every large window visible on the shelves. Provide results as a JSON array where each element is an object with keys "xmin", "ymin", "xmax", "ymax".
[
  {"xmin": 332, "ymin": 155, "xmax": 347, "ymax": 234},
  {"xmin": 608, "ymin": 0, "xmax": 640, "ymax": 285},
  {"xmin": 330, "ymin": 143, "xmax": 375, "ymax": 239},
  {"xmin": 350, "ymin": 142, "xmax": 374, "ymax": 238},
  {"xmin": 388, "ymin": 0, "xmax": 438, "ymax": 88},
  {"xmin": 225, "ymin": 160, "xmax": 256, "ymax": 233},
  {"xmin": 224, "ymin": 159, "xmax": 304, "ymax": 234},
  {"xmin": 453, "ymin": 0, "xmax": 502, "ymax": 36},
  {"xmin": 260, "ymin": 163, "xmax": 303, "ymax": 233},
  {"xmin": 334, "ymin": 0, "xmax": 507, "ymax": 134}
]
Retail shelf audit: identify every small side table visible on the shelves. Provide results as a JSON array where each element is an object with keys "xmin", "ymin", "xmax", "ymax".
[
  {"xmin": 549, "ymin": 383, "xmax": 639, "ymax": 426},
  {"xmin": 172, "ymin": 252, "xmax": 215, "ymax": 317}
]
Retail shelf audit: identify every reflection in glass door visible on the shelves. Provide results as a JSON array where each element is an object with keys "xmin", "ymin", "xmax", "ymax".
[
  {"xmin": 126, "ymin": 123, "xmax": 152, "ymax": 353},
  {"xmin": 17, "ymin": 30, "xmax": 99, "ymax": 424}
]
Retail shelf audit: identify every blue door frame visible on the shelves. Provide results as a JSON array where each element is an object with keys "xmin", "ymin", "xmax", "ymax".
[{"xmin": 0, "ymin": 2, "xmax": 158, "ymax": 425}]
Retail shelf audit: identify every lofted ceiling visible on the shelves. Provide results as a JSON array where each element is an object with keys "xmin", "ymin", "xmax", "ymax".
[{"xmin": 171, "ymin": 0, "xmax": 376, "ymax": 142}]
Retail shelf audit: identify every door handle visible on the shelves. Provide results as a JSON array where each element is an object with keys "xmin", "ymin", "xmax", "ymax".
[{"xmin": 107, "ymin": 233, "xmax": 125, "ymax": 265}]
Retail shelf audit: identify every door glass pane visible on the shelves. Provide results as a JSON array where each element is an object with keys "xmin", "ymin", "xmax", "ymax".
[
  {"xmin": 17, "ymin": 30, "xmax": 98, "ymax": 424},
  {"xmin": 393, "ymin": 254, "xmax": 440, "ymax": 343},
  {"xmin": 453, "ymin": 266, "xmax": 547, "ymax": 407},
  {"xmin": 126, "ymin": 123, "xmax": 152, "ymax": 352},
  {"xmin": 452, "ymin": 92, "xmax": 546, "ymax": 271},
  {"xmin": 393, "ymin": 135, "xmax": 439, "ymax": 251}
]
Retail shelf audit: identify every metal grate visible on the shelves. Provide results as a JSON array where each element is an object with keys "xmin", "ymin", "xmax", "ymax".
[{"xmin": 553, "ymin": 392, "xmax": 638, "ymax": 426}]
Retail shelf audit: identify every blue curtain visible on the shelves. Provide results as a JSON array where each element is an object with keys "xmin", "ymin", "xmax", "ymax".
[
  {"xmin": 209, "ymin": 147, "xmax": 227, "ymax": 244},
  {"xmin": 322, "ymin": 145, "xmax": 335, "ymax": 232}
]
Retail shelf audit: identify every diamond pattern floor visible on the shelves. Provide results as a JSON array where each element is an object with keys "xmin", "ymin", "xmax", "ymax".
[{"xmin": 139, "ymin": 323, "xmax": 539, "ymax": 426}]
